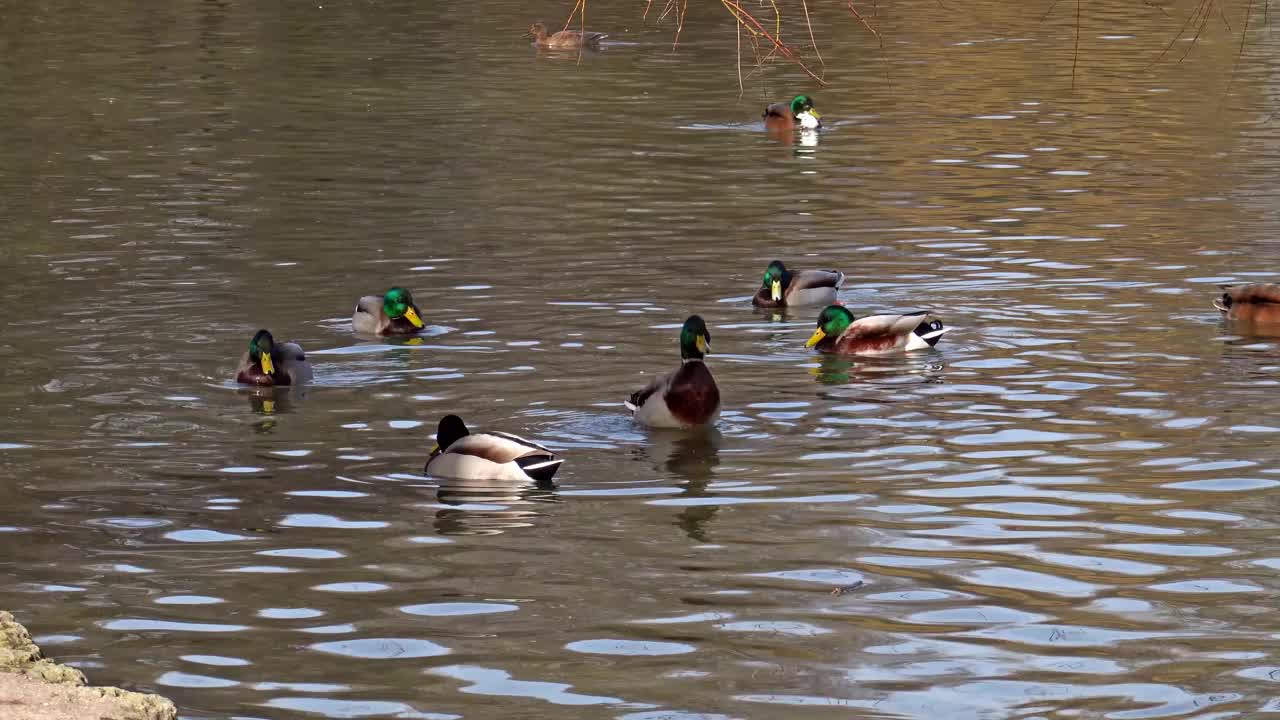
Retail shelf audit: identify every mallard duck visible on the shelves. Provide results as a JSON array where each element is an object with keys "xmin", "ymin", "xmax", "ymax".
[
  {"xmin": 425, "ymin": 415, "xmax": 564, "ymax": 483},
  {"xmin": 763, "ymin": 95, "xmax": 821, "ymax": 131},
  {"xmin": 235, "ymin": 329, "xmax": 313, "ymax": 386},
  {"xmin": 625, "ymin": 315, "xmax": 721, "ymax": 428},
  {"xmin": 805, "ymin": 305, "xmax": 949, "ymax": 355},
  {"xmin": 352, "ymin": 287, "xmax": 425, "ymax": 336},
  {"xmin": 752, "ymin": 260, "xmax": 845, "ymax": 308},
  {"xmin": 1214, "ymin": 283, "xmax": 1280, "ymax": 324},
  {"xmin": 527, "ymin": 22, "xmax": 607, "ymax": 49}
]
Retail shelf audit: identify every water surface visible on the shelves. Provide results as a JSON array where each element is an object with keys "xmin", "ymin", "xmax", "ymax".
[{"xmin": 4, "ymin": 1, "xmax": 1280, "ymax": 718}]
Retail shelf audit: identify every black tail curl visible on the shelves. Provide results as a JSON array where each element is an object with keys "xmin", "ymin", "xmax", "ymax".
[
  {"xmin": 914, "ymin": 319, "xmax": 946, "ymax": 347},
  {"xmin": 516, "ymin": 456, "xmax": 564, "ymax": 483}
]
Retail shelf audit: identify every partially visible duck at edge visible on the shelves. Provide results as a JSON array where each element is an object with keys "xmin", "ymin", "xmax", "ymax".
[
  {"xmin": 752, "ymin": 260, "xmax": 845, "ymax": 309},
  {"xmin": 805, "ymin": 305, "xmax": 949, "ymax": 356},
  {"xmin": 425, "ymin": 414, "xmax": 565, "ymax": 483},
  {"xmin": 352, "ymin": 286, "xmax": 425, "ymax": 337},
  {"xmin": 1214, "ymin": 283, "xmax": 1280, "ymax": 325},
  {"xmin": 235, "ymin": 329, "xmax": 313, "ymax": 386},
  {"xmin": 625, "ymin": 315, "xmax": 721, "ymax": 429},
  {"xmin": 527, "ymin": 22, "xmax": 608, "ymax": 50},
  {"xmin": 763, "ymin": 94, "xmax": 822, "ymax": 131}
]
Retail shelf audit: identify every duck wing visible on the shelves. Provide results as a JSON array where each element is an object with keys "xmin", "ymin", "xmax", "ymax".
[
  {"xmin": 791, "ymin": 269, "xmax": 845, "ymax": 290},
  {"xmin": 548, "ymin": 29, "xmax": 606, "ymax": 47},
  {"xmin": 849, "ymin": 312, "xmax": 930, "ymax": 335},
  {"xmin": 352, "ymin": 295, "xmax": 384, "ymax": 334},
  {"xmin": 447, "ymin": 432, "xmax": 553, "ymax": 465},
  {"xmin": 626, "ymin": 370, "xmax": 672, "ymax": 411},
  {"xmin": 762, "ymin": 101, "xmax": 791, "ymax": 119},
  {"xmin": 276, "ymin": 341, "xmax": 313, "ymax": 384},
  {"xmin": 486, "ymin": 431, "xmax": 555, "ymax": 455}
]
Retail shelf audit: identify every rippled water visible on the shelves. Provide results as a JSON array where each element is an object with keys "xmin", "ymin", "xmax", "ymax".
[{"xmin": 5, "ymin": 1, "xmax": 1280, "ymax": 718}]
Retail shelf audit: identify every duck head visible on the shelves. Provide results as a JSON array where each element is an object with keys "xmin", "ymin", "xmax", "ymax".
[
  {"xmin": 432, "ymin": 414, "xmax": 470, "ymax": 457},
  {"xmin": 249, "ymin": 329, "xmax": 276, "ymax": 375},
  {"xmin": 383, "ymin": 287, "xmax": 424, "ymax": 328},
  {"xmin": 806, "ymin": 305, "xmax": 853, "ymax": 348},
  {"xmin": 680, "ymin": 315, "xmax": 711, "ymax": 360},
  {"xmin": 790, "ymin": 95, "xmax": 821, "ymax": 129},
  {"xmin": 761, "ymin": 260, "xmax": 792, "ymax": 302}
]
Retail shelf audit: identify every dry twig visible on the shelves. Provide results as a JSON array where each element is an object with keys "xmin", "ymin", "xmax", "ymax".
[
  {"xmin": 846, "ymin": 1, "xmax": 883, "ymax": 47},
  {"xmin": 719, "ymin": 0, "xmax": 827, "ymax": 84}
]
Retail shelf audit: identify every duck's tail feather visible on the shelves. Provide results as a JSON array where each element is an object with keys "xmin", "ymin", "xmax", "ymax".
[
  {"xmin": 913, "ymin": 319, "xmax": 949, "ymax": 347},
  {"xmin": 516, "ymin": 456, "xmax": 564, "ymax": 483},
  {"xmin": 625, "ymin": 389, "xmax": 646, "ymax": 412}
]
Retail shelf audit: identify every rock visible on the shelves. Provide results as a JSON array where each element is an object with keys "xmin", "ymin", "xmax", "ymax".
[{"xmin": 0, "ymin": 611, "xmax": 177, "ymax": 720}]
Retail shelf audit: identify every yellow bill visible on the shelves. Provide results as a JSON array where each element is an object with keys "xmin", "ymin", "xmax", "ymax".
[
  {"xmin": 261, "ymin": 399, "xmax": 276, "ymax": 414},
  {"xmin": 696, "ymin": 335, "xmax": 710, "ymax": 355},
  {"xmin": 805, "ymin": 328, "xmax": 826, "ymax": 348},
  {"xmin": 403, "ymin": 306, "xmax": 425, "ymax": 328},
  {"xmin": 810, "ymin": 110, "xmax": 821, "ymax": 119},
  {"xmin": 260, "ymin": 353, "xmax": 275, "ymax": 375},
  {"xmin": 771, "ymin": 280, "xmax": 782, "ymax": 302},
  {"xmin": 429, "ymin": 443, "xmax": 440, "ymax": 456}
]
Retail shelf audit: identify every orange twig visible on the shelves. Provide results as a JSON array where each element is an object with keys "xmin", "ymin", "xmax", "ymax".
[
  {"xmin": 672, "ymin": 0, "xmax": 688, "ymax": 51},
  {"xmin": 561, "ymin": 0, "xmax": 584, "ymax": 33},
  {"xmin": 720, "ymin": 0, "xmax": 827, "ymax": 85}
]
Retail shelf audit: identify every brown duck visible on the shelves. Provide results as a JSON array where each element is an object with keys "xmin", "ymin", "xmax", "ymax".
[
  {"xmin": 527, "ymin": 22, "xmax": 607, "ymax": 50},
  {"xmin": 1214, "ymin": 283, "xmax": 1280, "ymax": 325},
  {"xmin": 763, "ymin": 95, "xmax": 822, "ymax": 132}
]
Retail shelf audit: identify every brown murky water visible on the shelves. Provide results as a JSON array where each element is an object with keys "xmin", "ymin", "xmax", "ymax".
[{"xmin": 4, "ymin": 1, "xmax": 1280, "ymax": 718}]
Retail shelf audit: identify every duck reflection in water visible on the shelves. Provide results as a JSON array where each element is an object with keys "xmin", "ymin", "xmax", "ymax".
[
  {"xmin": 811, "ymin": 352, "xmax": 946, "ymax": 386},
  {"xmin": 432, "ymin": 479, "xmax": 559, "ymax": 537},
  {"xmin": 765, "ymin": 125, "xmax": 822, "ymax": 148},
  {"xmin": 646, "ymin": 429, "xmax": 722, "ymax": 543},
  {"xmin": 239, "ymin": 385, "xmax": 307, "ymax": 417}
]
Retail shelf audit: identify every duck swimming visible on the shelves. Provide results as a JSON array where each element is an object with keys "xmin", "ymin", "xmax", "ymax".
[
  {"xmin": 625, "ymin": 315, "xmax": 721, "ymax": 429},
  {"xmin": 425, "ymin": 414, "xmax": 564, "ymax": 483},
  {"xmin": 527, "ymin": 22, "xmax": 607, "ymax": 49},
  {"xmin": 352, "ymin": 287, "xmax": 425, "ymax": 336},
  {"xmin": 805, "ymin": 305, "xmax": 948, "ymax": 355},
  {"xmin": 1214, "ymin": 283, "xmax": 1280, "ymax": 325},
  {"xmin": 763, "ymin": 95, "xmax": 822, "ymax": 131},
  {"xmin": 235, "ymin": 329, "xmax": 313, "ymax": 386},
  {"xmin": 752, "ymin": 260, "xmax": 845, "ymax": 308}
]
